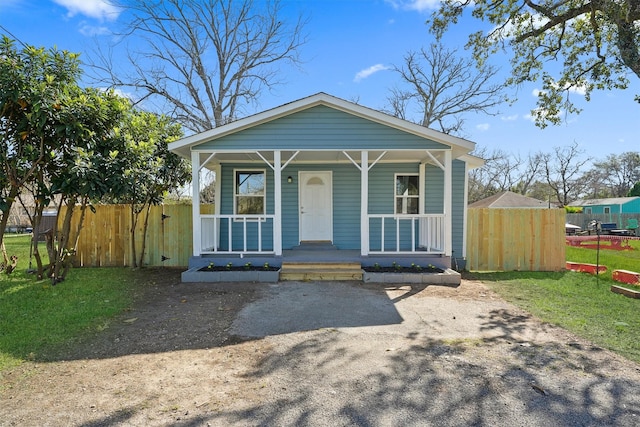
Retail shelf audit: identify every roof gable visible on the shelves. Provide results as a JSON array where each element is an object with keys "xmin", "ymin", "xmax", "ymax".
[
  {"xmin": 169, "ymin": 92, "xmax": 477, "ymax": 159},
  {"xmin": 568, "ymin": 196, "xmax": 640, "ymax": 207},
  {"xmin": 469, "ymin": 191, "xmax": 548, "ymax": 208}
]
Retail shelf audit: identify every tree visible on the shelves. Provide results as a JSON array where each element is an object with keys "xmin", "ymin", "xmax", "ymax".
[
  {"xmin": 591, "ymin": 151, "xmax": 640, "ymax": 197},
  {"xmin": 40, "ymin": 88, "xmax": 129, "ymax": 283},
  {"xmin": 92, "ymin": 0, "xmax": 307, "ymax": 132},
  {"xmin": 542, "ymin": 142, "xmax": 592, "ymax": 206},
  {"xmin": 0, "ymin": 36, "xmax": 82, "ymax": 265},
  {"xmin": 467, "ymin": 147, "xmax": 543, "ymax": 202},
  {"xmin": 429, "ymin": 1, "xmax": 640, "ymax": 127},
  {"xmin": 387, "ymin": 43, "xmax": 507, "ymax": 135},
  {"xmin": 115, "ymin": 109, "xmax": 191, "ymax": 268}
]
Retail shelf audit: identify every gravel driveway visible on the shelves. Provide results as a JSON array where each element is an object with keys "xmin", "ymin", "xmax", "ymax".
[{"xmin": 1, "ymin": 273, "xmax": 639, "ymax": 426}]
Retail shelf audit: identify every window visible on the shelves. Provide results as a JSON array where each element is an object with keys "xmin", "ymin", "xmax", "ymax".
[
  {"xmin": 395, "ymin": 174, "xmax": 419, "ymax": 214},
  {"xmin": 604, "ymin": 206, "xmax": 611, "ymax": 214},
  {"xmin": 234, "ymin": 170, "xmax": 265, "ymax": 215}
]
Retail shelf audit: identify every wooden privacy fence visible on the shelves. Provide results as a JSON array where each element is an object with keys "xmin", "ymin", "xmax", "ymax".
[
  {"xmin": 61, "ymin": 204, "xmax": 213, "ymax": 268},
  {"xmin": 466, "ymin": 208, "xmax": 566, "ymax": 272}
]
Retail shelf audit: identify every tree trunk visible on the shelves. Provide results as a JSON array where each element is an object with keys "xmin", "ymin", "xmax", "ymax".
[
  {"xmin": 51, "ymin": 200, "xmax": 75, "ymax": 284},
  {"xmin": 130, "ymin": 204, "xmax": 139, "ymax": 268},
  {"xmin": 137, "ymin": 202, "xmax": 152, "ymax": 268},
  {"xmin": 0, "ymin": 185, "xmax": 19, "ymax": 265}
]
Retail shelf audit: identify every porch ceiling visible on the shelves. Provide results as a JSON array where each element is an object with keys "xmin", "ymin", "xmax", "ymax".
[{"xmin": 196, "ymin": 149, "xmax": 452, "ymax": 171}]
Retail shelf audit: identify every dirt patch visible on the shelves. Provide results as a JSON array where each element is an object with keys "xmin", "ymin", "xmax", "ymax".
[{"xmin": 1, "ymin": 272, "xmax": 640, "ymax": 426}]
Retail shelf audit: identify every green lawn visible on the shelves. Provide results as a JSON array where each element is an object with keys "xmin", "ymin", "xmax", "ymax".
[
  {"xmin": 466, "ymin": 238, "xmax": 640, "ymax": 364},
  {"xmin": 1, "ymin": 235, "xmax": 137, "ymax": 371},
  {"xmin": 2, "ymin": 234, "xmax": 640, "ymax": 372}
]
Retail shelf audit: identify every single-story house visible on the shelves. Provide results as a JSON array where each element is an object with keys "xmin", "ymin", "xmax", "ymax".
[
  {"xmin": 169, "ymin": 93, "xmax": 483, "ymax": 272},
  {"xmin": 568, "ymin": 196, "xmax": 640, "ymax": 215},
  {"xmin": 468, "ymin": 191, "xmax": 550, "ymax": 209}
]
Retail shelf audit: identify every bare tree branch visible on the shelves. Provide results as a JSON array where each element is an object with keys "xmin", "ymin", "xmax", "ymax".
[
  {"xmin": 89, "ymin": 0, "xmax": 307, "ymax": 133},
  {"xmin": 386, "ymin": 43, "xmax": 507, "ymax": 135}
]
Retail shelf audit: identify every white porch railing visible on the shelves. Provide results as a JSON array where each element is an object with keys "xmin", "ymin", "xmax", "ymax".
[
  {"xmin": 368, "ymin": 214, "xmax": 446, "ymax": 254},
  {"xmin": 201, "ymin": 214, "xmax": 275, "ymax": 254}
]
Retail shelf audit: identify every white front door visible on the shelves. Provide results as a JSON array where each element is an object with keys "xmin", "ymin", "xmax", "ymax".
[{"xmin": 299, "ymin": 171, "xmax": 332, "ymax": 242}]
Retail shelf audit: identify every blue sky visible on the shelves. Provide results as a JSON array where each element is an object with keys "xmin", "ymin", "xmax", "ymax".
[{"xmin": 1, "ymin": 0, "xmax": 638, "ymax": 159}]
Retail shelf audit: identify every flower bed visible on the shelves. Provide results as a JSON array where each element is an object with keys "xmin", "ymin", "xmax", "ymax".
[
  {"xmin": 362, "ymin": 263, "xmax": 459, "ymax": 285},
  {"xmin": 182, "ymin": 262, "xmax": 280, "ymax": 283}
]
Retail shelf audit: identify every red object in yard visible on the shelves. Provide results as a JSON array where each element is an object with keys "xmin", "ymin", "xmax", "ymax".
[
  {"xmin": 612, "ymin": 270, "xmax": 640, "ymax": 286},
  {"xmin": 565, "ymin": 235, "xmax": 637, "ymax": 250},
  {"xmin": 566, "ymin": 262, "xmax": 607, "ymax": 274}
]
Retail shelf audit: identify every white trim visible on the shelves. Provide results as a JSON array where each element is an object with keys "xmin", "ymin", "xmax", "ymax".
[
  {"xmin": 273, "ymin": 151, "xmax": 282, "ymax": 256},
  {"xmin": 233, "ymin": 168, "xmax": 267, "ymax": 217},
  {"xmin": 191, "ymin": 151, "xmax": 201, "ymax": 256},
  {"xmin": 169, "ymin": 93, "xmax": 476, "ymax": 159},
  {"xmin": 361, "ymin": 151, "xmax": 369, "ymax": 255},
  {"xmin": 368, "ymin": 151, "xmax": 387, "ymax": 171},
  {"xmin": 419, "ymin": 163, "xmax": 426, "ymax": 215},
  {"xmin": 394, "ymin": 173, "xmax": 420, "ymax": 215}
]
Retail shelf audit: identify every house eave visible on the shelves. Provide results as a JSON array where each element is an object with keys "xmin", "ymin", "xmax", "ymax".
[{"xmin": 169, "ymin": 93, "xmax": 477, "ymax": 160}]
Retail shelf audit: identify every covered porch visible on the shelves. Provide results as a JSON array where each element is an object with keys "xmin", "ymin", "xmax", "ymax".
[{"xmin": 189, "ymin": 147, "xmax": 455, "ymax": 269}]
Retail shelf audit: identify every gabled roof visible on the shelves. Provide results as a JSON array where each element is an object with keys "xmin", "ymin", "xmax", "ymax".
[
  {"xmin": 568, "ymin": 196, "xmax": 640, "ymax": 207},
  {"xmin": 169, "ymin": 92, "xmax": 477, "ymax": 159},
  {"xmin": 469, "ymin": 191, "xmax": 549, "ymax": 208}
]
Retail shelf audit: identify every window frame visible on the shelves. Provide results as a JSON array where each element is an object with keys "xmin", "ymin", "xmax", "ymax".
[
  {"xmin": 394, "ymin": 173, "xmax": 420, "ymax": 215},
  {"xmin": 233, "ymin": 168, "xmax": 267, "ymax": 218}
]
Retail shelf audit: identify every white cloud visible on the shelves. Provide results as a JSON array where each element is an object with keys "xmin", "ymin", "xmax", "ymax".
[
  {"xmin": 53, "ymin": 0, "xmax": 120, "ymax": 21},
  {"xmin": 385, "ymin": 0, "xmax": 440, "ymax": 12},
  {"xmin": 354, "ymin": 64, "xmax": 390, "ymax": 82},
  {"xmin": 501, "ymin": 114, "xmax": 518, "ymax": 121},
  {"xmin": 476, "ymin": 123, "xmax": 490, "ymax": 131},
  {"xmin": 79, "ymin": 23, "xmax": 110, "ymax": 36}
]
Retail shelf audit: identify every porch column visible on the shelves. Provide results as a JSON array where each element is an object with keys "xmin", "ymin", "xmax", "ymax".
[
  {"xmin": 444, "ymin": 149, "xmax": 452, "ymax": 257},
  {"xmin": 361, "ymin": 150, "xmax": 369, "ymax": 256},
  {"xmin": 419, "ymin": 163, "xmax": 426, "ymax": 215},
  {"xmin": 191, "ymin": 151, "xmax": 201, "ymax": 257},
  {"xmin": 273, "ymin": 150, "xmax": 282, "ymax": 256}
]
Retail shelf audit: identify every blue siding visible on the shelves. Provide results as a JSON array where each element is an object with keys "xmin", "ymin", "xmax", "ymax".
[
  {"xmin": 586, "ymin": 199, "xmax": 640, "ymax": 214},
  {"xmin": 281, "ymin": 164, "xmax": 361, "ymax": 249},
  {"xmin": 219, "ymin": 164, "xmax": 274, "ymax": 251},
  {"xmin": 451, "ymin": 159, "xmax": 466, "ymax": 264},
  {"xmin": 196, "ymin": 106, "xmax": 448, "ymax": 151},
  {"xmin": 218, "ymin": 160, "xmax": 467, "ymax": 256}
]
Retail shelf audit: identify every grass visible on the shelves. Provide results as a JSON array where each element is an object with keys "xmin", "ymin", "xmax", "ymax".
[
  {"xmin": 2, "ymin": 233, "xmax": 640, "ymax": 372},
  {"xmin": 466, "ymin": 238, "xmax": 640, "ymax": 364},
  {"xmin": 1, "ymin": 235, "xmax": 137, "ymax": 371}
]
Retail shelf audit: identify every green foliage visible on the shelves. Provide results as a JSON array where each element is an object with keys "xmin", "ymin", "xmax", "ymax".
[
  {"xmin": 565, "ymin": 206, "xmax": 582, "ymax": 213},
  {"xmin": 629, "ymin": 182, "xmax": 640, "ymax": 197},
  {"xmin": 429, "ymin": 1, "xmax": 640, "ymax": 127},
  {"xmin": 114, "ymin": 109, "xmax": 191, "ymax": 207},
  {"xmin": 0, "ymin": 36, "xmax": 83, "ymax": 246}
]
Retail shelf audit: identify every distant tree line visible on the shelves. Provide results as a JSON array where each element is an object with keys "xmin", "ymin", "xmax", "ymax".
[{"xmin": 468, "ymin": 143, "xmax": 640, "ymax": 206}]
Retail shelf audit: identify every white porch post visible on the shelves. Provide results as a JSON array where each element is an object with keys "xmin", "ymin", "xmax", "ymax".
[
  {"xmin": 419, "ymin": 162, "xmax": 426, "ymax": 215},
  {"xmin": 361, "ymin": 150, "xmax": 369, "ymax": 256},
  {"xmin": 191, "ymin": 151, "xmax": 201, "ymax": 257},
  {"xmin": 444, "ymin": 149, "xmax": 452, "ymax": 257},
  {"xmin": 273, "ymin": 150, "xmax": 282, "ymax": 256}
]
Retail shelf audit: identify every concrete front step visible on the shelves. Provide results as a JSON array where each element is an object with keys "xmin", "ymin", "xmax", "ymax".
[{"xmin": 280, "ymin": 262, "xmax": 363, "ymax": 281}]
